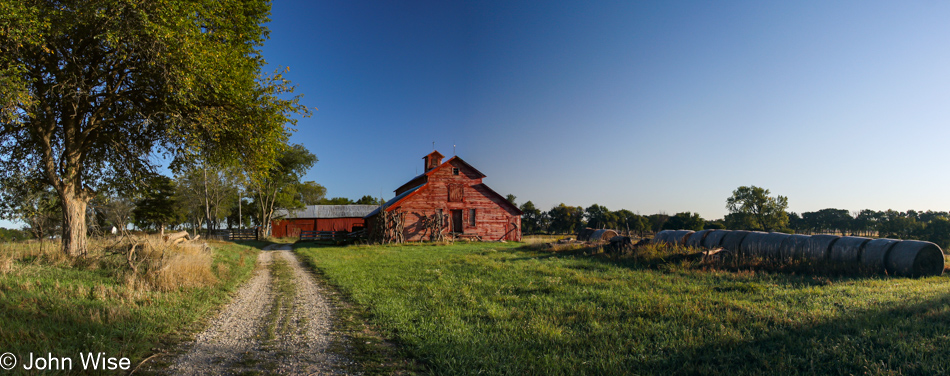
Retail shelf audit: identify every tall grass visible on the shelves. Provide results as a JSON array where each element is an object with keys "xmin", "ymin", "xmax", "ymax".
[
  {"xmin": 296, "ymin": 242, "xmax": 950, "ymax": 375},
  {"xmin": 0, "ymin": 237, "xmax": 260, "ymax": 373}
]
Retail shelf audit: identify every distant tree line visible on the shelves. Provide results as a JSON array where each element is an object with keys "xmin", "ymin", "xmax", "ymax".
[
  {"xmin": 512, "ymin": 195, "xmax": 710, "ymax": 238},
  {"xmin": 787, "ymin": 209, "xmax": 950, "ymax": 248}
]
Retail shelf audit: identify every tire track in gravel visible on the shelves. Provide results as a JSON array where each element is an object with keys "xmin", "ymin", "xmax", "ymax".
[{"xmin": 165, "ymin": 244, "xmax": 347, "ymax": 375}]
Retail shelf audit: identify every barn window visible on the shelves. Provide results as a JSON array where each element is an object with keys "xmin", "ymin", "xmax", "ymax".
[
  {"xmin": 453, "ymin": 168, "xmax": 460, "ymax": 175},
  {"xmin": 470, "ymin": 209, "xmax": 476, "ymax": 226},
  {"xmin": 448, "ymin": 184, "xmax": 463, "ymax": 202}
]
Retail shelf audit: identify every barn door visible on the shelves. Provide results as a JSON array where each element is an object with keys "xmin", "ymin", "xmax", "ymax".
[{"xmin": 451, "ymin": 210, "xmax": 463, "ymax": 233}]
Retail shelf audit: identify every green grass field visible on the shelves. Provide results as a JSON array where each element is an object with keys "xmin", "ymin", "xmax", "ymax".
[
  {"xmin": 0, "ymin": 239, "xmax": 260, "ymax": 374},
  {"xmin": 295, "ymin": 242, "xmax": 950, "ymax": 375}
]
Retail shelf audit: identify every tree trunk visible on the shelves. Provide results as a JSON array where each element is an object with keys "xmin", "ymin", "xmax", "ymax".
[{"xmin": 61, "ymin": 194, "xmax": 89, "ymax": 256}]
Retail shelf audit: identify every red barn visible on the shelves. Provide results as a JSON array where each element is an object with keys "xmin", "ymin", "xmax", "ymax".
[
  {"xmin": 271, "ymin": 205, "xmax": 378, "ymax": 238},
  {"xmin": 365, "ymin": 150, "xmax": 522, "ymax": 242}
]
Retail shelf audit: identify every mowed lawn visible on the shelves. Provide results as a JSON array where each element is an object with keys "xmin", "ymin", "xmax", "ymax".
[{"xmin": 295, "ymin": 242, "xmax": 950, "ymax": 375}]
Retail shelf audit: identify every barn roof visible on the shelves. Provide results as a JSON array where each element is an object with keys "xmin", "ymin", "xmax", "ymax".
[
  {"xmin": 364, "ymin": 184, "xmax": 424, "ymax": 218},
  {"xmin": 393, "ymin": 155, "xmax": 486, "ymax": 194},
  {"xmin": 274, "ymin": 205, "xmax": 379, "ymax": 219}
]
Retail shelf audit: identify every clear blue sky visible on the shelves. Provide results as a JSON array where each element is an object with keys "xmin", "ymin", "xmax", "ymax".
[
  {"xmin": 5, "ymin": 1, "xmax": 950, "ymax": 229},
  {"xmin": 263, "ymin": 0, "xmax": 950, "ymax": 220}
]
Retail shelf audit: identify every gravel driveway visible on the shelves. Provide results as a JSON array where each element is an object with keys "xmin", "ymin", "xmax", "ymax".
[{"xmin": 164, "ymin": 244, "xmax": 347, "ymax": 375}]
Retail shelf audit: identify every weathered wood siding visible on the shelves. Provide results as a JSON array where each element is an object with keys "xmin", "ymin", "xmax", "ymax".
[{"xmin": 271, "ymin": 217, "xmax": 366, "ymax": 237}]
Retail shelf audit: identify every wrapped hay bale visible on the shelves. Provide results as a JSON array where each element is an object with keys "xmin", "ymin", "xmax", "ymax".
[
  {"xmin": 740, "ymin": 232, "xmax": 790, "ymax": 260},
  {"xmin": 720, "ymin": 230, "xmax": 751, "ymax": 253},
  {"xmin": 884, "ymin": 240, "xmax": 945, "ymax": 277},
  {"xmin": 652, "ymin": 230, "xmax": 694, "ymax": 246},
  {"xmin": 686, "ymin": 229, "xmax": 713, "ymax": 248},
  {"xmin": 796, "ymin": 234, "xmax": 840, "ymax": 261},
  {"xmin": 701, "ymin": 230, "xmax": 730, "ymax": 249},
  {"xmin": 829, "ymin": 236, "xmax": 872, "ymax": 264},
  {"xmin": 862, "ymin": 238, "xmax": 901, "ymax": 273}
]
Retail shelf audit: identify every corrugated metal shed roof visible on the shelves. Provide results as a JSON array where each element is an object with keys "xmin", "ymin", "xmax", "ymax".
[{"xmin": 274, "ymin": 205, "xmax": 379, "ymax": 219}]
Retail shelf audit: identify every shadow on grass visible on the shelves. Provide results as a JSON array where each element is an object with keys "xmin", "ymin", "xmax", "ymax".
[
  {"xmin": 638, "ymin": 290, "xmax": 950, "ymax": 375},
  {"xmin": 230, "ymin": 240, "xmax": 272, "ymax": 250}
]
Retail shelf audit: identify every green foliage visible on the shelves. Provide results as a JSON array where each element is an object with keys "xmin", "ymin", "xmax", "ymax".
[
  {"xmin": 613, "ymin": 209, "xmax": 645, "ymax": 236},
  {"xmin": 318, "ymin": 197, "xmax": 355, "ymax": 205},
  {"xmin": 132, "ymin": 175, "xmax": 185, "ymax": 232},
  {"xmin": 663, "ymin": 211, "xmax": 704, "ymax": 231},
  {"xmin": 703, "ymin": 219, "xmax": 726, "ymax": 230},
  {"xmin": 354, "ymin": 195, "xmax": 383, "ymax": 205},
  {"xmin": 505, "ymin": 194, "xmax": 517, "ymax": 205},
  {"xmin": 296, "ymin": 242, "xmax": 950, "ymax": 375},
  {"xmin": 247, "ymin": 144, "xmax": 317, "ymax": 234},
  {"xmin": 0, "ymin": 0, "xmax": 307, "ymax": 255},
  {"xmin": 726, "ymin": 186, "xmax": 789, "ymax": 231},
  {"xmin": 583, "ymin": 204, "xmax": 616, "ymax": 229},
  {"xmin": 298, "ymin": 181, "xmax": 328, "ymax": 205},
  {"xmin": 0, "ymin": 175, "xmax": 60, "ymax": 239},
  {"xmin": 547, "ymin": 203, "xmax": 585, "ymax": 234},
  {"xmin": 0, "ymin": 227, "xmax": 28, "ymax": 242},
  {"xmin": 519, "ymin": 201, "xmax": 543, "ymax": 234},
  {"xmin": 647, "ymin": 213, "xmax": 669, "ymax": 234}
]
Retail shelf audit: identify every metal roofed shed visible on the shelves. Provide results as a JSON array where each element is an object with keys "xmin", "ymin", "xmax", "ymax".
[
  {"xmin": 271, "ymin": 205, "xmax": 379, "ymax": 238},
  {"xmin": 276, "ymin": 205, "xmax": 379, "ymax": 219}
]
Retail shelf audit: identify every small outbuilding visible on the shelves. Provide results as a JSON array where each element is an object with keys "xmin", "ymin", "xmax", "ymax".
[{"xmin": 271, "ymin": 205, "xmax": 378, "ymax": 238}]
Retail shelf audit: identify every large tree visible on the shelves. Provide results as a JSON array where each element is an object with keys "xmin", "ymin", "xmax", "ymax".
[
  {"xmin": 0, "ymin": 0, "xmax": 305, "ymax": 255},
  {"xmin": 725, "ymin": 186, "xmax": 789, "ymax": 231},
  {"xmin": 248, "ymin": 144, "xmax": 316, "ymax": 236}
]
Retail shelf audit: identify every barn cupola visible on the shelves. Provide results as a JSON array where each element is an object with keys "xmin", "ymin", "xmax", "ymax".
[{"xmin": 424, "ymin": 150, "xmax": 444, "ymax": 172}]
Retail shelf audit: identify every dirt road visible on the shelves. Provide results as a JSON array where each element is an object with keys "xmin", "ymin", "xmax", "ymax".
[{"xmin": 165, "ymin": 244, "xmax": 346, "ymax": 375}]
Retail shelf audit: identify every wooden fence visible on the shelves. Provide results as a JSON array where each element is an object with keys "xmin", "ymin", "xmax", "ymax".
[{"xmin": 229, "ymin": 229, "xmax": 258, "ymax": 241}]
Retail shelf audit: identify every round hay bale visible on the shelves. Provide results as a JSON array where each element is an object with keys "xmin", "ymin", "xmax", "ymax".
[
  {"xmin": 829, "ymin": 236, "xmax": 872, "ymax": 264},
  {"xmin": 797, "ymin": 234, "xmax": 840, "ymax": 261},
  {"xmin": 720, "ymin": 230, "xmax": 751, "ymax": 253},
  {"xmin": 577, "ymin": 228, "xmax": 595, "ymax": 242},
  {"xmin": 740, "ymin": 232, "xmax": 791, "ymax": 260},
  {"xmin": 652, "ymin": 230, "xmax": 694, "ymax": 246},
  {"xmin": 686, "ymin": 229, "xmax": 713, "ymax": 248},
  {"xmin": 884, "ymin": 240, "xmax": 945, "ymax": 277},
  {"xmin": 862, "ymin": 238, "xmax": 901, "ymax": 273},
  {"xmin": 737, "ymin": 231, "xmax": 770, "ymax": 258},
  {"xmin": 591, "ymin": 229, "xmax": 619, "ymax": 241},
  {"xmin": 651, "ymin": 230, "xmax": 672, "ymax": 244},
  {"xmin": 779, "ymin": 234, "xmax": 810, "ymax": 260},
  {"xmin": 701, "ymin": 230, "xmax": 730, "ymax": 249}
]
